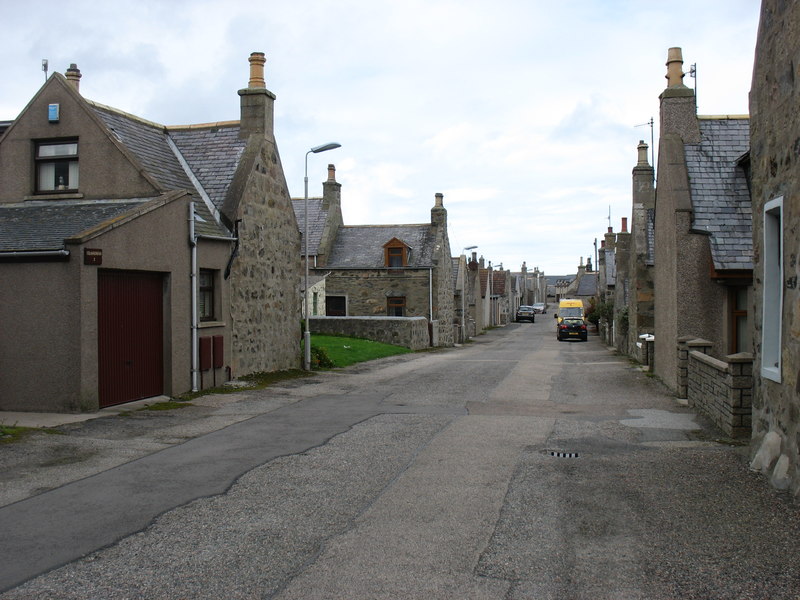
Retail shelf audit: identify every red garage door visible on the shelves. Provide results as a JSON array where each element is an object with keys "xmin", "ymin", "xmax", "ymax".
[{"xmin": 98, "ymin": 270, "xmax": 164, "ymax": 408}]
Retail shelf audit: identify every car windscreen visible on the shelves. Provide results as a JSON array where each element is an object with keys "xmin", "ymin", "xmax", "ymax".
[{"xmin": 561, "ymin": 307, "xmax": 583, "ymax": 317}]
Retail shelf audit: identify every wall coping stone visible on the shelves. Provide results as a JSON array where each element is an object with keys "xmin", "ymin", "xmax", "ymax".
[
  {"xmin": 687, "ymin": 338, "xmax": 714, "ymax": 348},
  {"xmin": 725, "ymin": 352, "xmax": 754, "ymax": 363},
  {"xmin": 689, "ymin": 349, "xmax": 728, "ymax": 371}
]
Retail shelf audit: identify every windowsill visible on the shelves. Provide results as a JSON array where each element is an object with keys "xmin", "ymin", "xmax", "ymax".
[
  {"xmin": 762, "ymin": 366, "xmax": 782, "ymax": 383},
  {"xmin": 199, "ymin": 321, "xmax": 226, "ymax": 328},
  {"xmin": 25, "ymin": 193, "xmax": 84, "ymax": 201}
]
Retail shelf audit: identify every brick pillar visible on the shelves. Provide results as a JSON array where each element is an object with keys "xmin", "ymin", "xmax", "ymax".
[
  {"xmin": 676, "ymin": 336, "xmax": 694, "ymax": 399},
  {"xmin": 726, "ymin": 352, "xmax": 754, "ymax": 438}
]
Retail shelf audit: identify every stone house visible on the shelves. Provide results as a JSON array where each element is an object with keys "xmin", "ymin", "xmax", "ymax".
[
  {"xmin": 0, "ymin": 53, "xmax": 301, "ymax": 412},
  {"xmin": 652, "ymin": 47, "xmax": 752, "ymax": 394},
  {"xmin": 294, "ymin": 172, "xmax": 455, "ymax": 346},
  {"xmin": 466, "ymin": 252, "xmax": 486, "ymax": 335},
  {"xmin": 627, "ymin": 141, "xmax": 656, "ymax": 361},
  {"xmin": 748, "ymin": 0, "xmax": 800, "ymax": 495},
  {"xmin": 479, "ymin": 261, "xmax": 512, "ymax": 326}
]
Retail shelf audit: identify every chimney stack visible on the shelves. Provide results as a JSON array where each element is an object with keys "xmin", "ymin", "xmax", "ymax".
[
  {"xmin": 65, "ymin": 63, "xmax": 81, "ymax": 93},
  {"xmin": 238, "ymin": 51, "xmax": 276, "ymax": 140},
  {"xmin": 431, "ymin": 192, "xmax": 446, "ymax": 228},
  {"xmin": 322, "ymin": 163, "xmax": 342, "ymax": 211}
]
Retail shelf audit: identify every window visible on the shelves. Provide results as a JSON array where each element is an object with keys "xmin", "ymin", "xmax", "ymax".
[
  {"xmin": 36, "ymin": 140, "xmax": 79, "ymax": 192},
  {"xmin": 326, "ymin": 296, "xmax": 346, "ymax": 316},
  {"xmin": 387, "ymin": 296, "xmax": 405, "ymax": 316},
  {"xmin": 199, "ymin": 269, "xmax": 215, "ymax": 321},
  {"xmin": 312, "ymin": 292, "xmax": 319, "ymax": 316},
  {"xmin": 387, "ymin": 247, "xmax": 404, "ymax": 268},
  {"xmin": 762, "ymin": 197, "xmax": 783, "ymax": 382},
  {"xmin": 384, "ymin": 238, "xmax": 408, "ymax": 269}
]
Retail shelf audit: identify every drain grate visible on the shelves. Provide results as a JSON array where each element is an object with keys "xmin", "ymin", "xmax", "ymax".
[{"xmin": 549, "ymin": 451, "xmax": 580, "ymax": 458}]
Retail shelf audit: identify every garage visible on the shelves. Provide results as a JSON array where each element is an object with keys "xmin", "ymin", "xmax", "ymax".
[{"xmin": 98, "ymin": 270, "xmax": 164, "ymax": 408}]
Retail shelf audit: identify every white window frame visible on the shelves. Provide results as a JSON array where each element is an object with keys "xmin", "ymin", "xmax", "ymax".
[{"xmin": 761, "ymin": 196, "xmax": 783, "ymax": 383}]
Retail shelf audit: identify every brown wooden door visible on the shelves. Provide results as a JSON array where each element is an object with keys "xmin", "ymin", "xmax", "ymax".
[{"xmin": 98, "ymin": 270, "xmax": 164, "ymax": 408}]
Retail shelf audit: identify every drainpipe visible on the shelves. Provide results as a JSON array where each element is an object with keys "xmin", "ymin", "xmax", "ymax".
[
  {"xmin": 189, "ymin": 202, "xmax": 199, "ymax": 392},
  {"xmin": 429, "ymin": 267, "xmax": 433, "ymax": 321}
]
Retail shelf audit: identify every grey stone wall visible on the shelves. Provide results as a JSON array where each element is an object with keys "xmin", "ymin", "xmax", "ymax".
[
  {"xmin": 227, "ymin": 139, "xmax": 302, "ymax": 377},
  {"xmin": 686, "ymin": 348, "xmax": 753, "ymax": 439},
  {"xmin": 749, "ymin": 0, "xmax": 800, "ymax": 494},
  {"xmin": 309, "ymin": 316, "xmax": 429, "ymax": 350},
  {"xmin": 326, "ymin": 270, "xmax": 432, "ymax": 318}
]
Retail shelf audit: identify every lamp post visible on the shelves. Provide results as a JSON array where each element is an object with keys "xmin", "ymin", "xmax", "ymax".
[{"xmin": 304, "ymin": 142, "xmax": 341, "ymax": 371}]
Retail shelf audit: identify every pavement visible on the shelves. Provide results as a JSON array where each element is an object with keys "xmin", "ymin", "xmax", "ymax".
[{"xmin": 0, "ymin": 397, "xmax": 171, "ymax": 428}]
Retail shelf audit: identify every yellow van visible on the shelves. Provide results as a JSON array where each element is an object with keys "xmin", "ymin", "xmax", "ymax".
[{"xmin": 555, "ymin": 299, "xmax": 584, "ymax": 324}]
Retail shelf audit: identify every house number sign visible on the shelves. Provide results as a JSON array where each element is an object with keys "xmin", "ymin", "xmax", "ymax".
[{"xmin": 84, "ymin": 248, "xmax": 102, "ymax": 265}]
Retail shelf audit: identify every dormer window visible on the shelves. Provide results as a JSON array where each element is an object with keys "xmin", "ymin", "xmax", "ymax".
[
  {"xmin": 384, "ymin": 238, "xmax": 408, "ymax": 269},
  {"xmin": 36, "ymin": 140, "xmax": 79, "ymax": 192}
]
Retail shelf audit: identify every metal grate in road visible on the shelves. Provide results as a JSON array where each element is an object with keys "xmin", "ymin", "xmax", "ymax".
[{"xmin": 549, "ymin": 451, "xmax": 580, "ymax": 458}]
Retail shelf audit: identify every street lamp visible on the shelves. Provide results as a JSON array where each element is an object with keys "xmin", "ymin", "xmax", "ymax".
[{"xmin": 304, "ymin": 142, "xmax": 341, "ymax": 371}]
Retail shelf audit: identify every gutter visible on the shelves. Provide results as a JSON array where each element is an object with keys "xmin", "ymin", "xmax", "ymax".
[{"xmin": 0, "ymin": 249, "xmax": 70, "ymax": 259}]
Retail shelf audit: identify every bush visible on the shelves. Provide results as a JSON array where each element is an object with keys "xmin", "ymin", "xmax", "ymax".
[{"xmin": 310, "ymin": 345, "xmax": 335, "ymax": 368}]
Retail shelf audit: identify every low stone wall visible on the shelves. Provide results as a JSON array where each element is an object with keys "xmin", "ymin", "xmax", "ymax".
[
  {"xmin": 684, "ymin": 342, "xmax": 753, "ymax": 438},
  {"xmin": 309, "ymin": 316, "xmax": 430, "ymax": 350}
]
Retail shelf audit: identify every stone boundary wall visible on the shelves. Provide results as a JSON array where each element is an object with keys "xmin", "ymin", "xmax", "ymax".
[
  {"xmin": 683, "ymin": 342, "xmax": 753, "ymax": 438},
  {"xmin": 309, "ymin": 316, "xmax": 431, "ymax": 350}
]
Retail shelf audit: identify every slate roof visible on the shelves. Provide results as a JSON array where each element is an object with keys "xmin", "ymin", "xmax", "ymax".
[
  {"xmin": 292, "ymin": 197, "xmax": 328, "ymax": 256},
  {"xmin": 92, "ymin": 104, "xmax": 194, "ymax": 192},
  {"xmin": 605, "ymin": 248, "xmax": 616, "ymax": 286},
  {"xmin": 451, "ymin": 257, "xmax": 461, "ymax": 293},
  {"xmin": 576, "ymin": 272, "xmax": 598, "ymax": 296},
  {"xmin": 0, "ymin": 200, "xmax": 151, "ymax": 252},
  {"xmin": 685, "ymin": 118, "xmax": 752, "ymax": 271},
  {"xmin": 326, "ymin": 225, "xmax": 436, "ymax": 268},
  {"xmin": 170, "ymin": 124, "xmax": 246, "ymax": 212}
]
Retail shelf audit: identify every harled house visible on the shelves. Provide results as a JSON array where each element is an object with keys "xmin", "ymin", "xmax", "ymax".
[
  {"xmin": 0, "ymin": 53, "xmax": 301, "ymax": 412},
  {"xmin": 748, "ymin": 0, "xmax": 800, "ymax": 494},
  {"xmin": 652, "ymin": 47, "xmax": 752, "ymax": 393},
  {"xmin": 294, "ymin": 170, "xmax": 455, "ymax": 347}
]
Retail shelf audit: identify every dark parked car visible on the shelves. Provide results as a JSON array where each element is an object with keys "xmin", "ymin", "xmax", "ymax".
[
  {"xmin": 515, "ymin": 305, "xmax": 536, "ymax": 322},
  {"xmin": 557, "ymin": 317, "xmax": 587, "ymax": 341},
  {"xmin": 532, "ymin": 302, "xmax": 546, "ymax": 314}
]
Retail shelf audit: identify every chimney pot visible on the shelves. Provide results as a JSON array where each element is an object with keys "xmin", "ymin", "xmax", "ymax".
[
  {"xmin": 665, "ymin": 47, "xmax": 685, "ymax": 88},
  {"xmin": 621, "ymin": 217, "xmax": 628, "ymax": 233},
  {"xmin": 637, "ymin": 140, "xmax": 650, "ymax": 167},
  {"xmin": 65, "ymin": 63, "xmax": 82, "ymax": 92},
  {"xmin": 434, "ymin": 193, "xmax": 444, "ymax": 208},
  {"xmin": 327, "ymin": 164, "xmax": 336, "ymax": 182},
  {"xmin": 608, "ymin": 226, "xmax": 613, "ymax": 233},
  {"xmin": 248, "ymin": 52, "xmax": 266, "ymax": 88}
]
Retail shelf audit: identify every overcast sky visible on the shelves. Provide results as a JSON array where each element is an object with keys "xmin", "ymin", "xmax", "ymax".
[{"xmin": 2, "ymin": 0, "xmax": 760, "ymax": 275}]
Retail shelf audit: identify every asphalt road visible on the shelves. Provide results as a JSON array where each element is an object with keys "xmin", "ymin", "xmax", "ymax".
[{"xmin": 1, "ymin": 321, "xmax": 799, "ymax": 599}]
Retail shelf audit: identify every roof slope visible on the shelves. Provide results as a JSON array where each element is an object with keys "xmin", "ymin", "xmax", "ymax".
[
  {"xmin": 170, "ymin": 125, "xmax": 246, "ymax": 212},
  {"xmin": 92, "ymin": 104, "xmax": 194, "ymax": 192},
  {"xmin": 0, "ymin": 200, "xmax": 151, "ymax": 252},
  {"xmin": 292, "ymin": 197, "xmax": 328, "ymax": 256},
  {"xmin": 326, "ymin": 225, "xmax": 435, "ymax": 268},
  {"xmin": 685, "ymin": 118, "xmax": 752, "ymax": 271}
]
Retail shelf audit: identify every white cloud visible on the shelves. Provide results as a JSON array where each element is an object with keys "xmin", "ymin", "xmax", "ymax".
[{"xmin": 0, "ymin": 0, "xmax": 761, "ymax": 274}]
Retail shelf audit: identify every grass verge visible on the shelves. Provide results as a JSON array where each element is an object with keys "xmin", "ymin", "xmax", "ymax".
[{"xmin": 310, "ymin": 335, "xmax": 411, "ymax": 368}]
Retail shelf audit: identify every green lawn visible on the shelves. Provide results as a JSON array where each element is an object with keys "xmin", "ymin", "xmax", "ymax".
[{"xmin": 310, "ymin": 335, "xmax": 411, "ymax": 368}]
